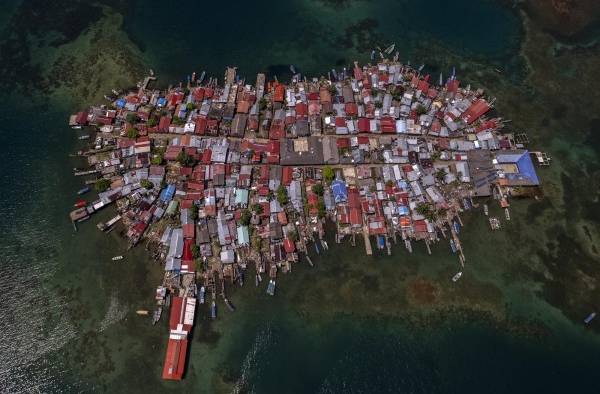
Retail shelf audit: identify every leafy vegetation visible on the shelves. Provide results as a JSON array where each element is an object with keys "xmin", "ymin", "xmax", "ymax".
[
  {"xmin": 240, "ymin": 209, "xmax": 252, "ymax": 226},
  {"xmin": 191, "ymin": 245, "xmax": 200, "ymax": 259},
  {"xmin": 312, "ymin": 183, "xmax": 324, "ymax": 196},
  {"xmin": 323, "ymin": 166, "xmax": 335, "ymax": 183},
  {"xmin": 415, "ymin": 104, "xmax": 428, "ymax": 116},
  {"xmin": 288, "ymin": 229, "xmax": 299, "ymax": 242},
  {"xmin": 140, "ymin": 179, "xmax": 153, "ymax": 189},
  {"xmin": 126, "ymin": 127, "xmax": 139, "ymax": 139},
  {"xmin": 253, "ymin": 203, "xmax": 263, "ymax": 215},
  {"xmin": 125, "ymin": 113, "xmax": 138, "ymax": 124},
  {"xmin": 189, "ymin": 204, "xmax": 199, "ymax": 220},
  {"xmin": 94, "ymin": 178, "xmax": 111, "ymax": 192},
  {"xmin": 435, "ymin": 168, "xmax": 447, "ymax": 182},
  {"xmin": 177, "ymin": 150, "xmax": 195, "ymax": 167},
  {"xmin": 276, "ymin": 185, "xmax": 289, "ymax": 205}
]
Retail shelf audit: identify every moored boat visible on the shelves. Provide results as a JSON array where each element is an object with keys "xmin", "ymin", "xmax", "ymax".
[
  {"xmin": 452, "ymin": 272, "xmax": 462, "ymax": 282},
  {"xmin": 266, "ymin": 279, "xmax": 276, "ymax": 296},
  {"xmin": 199, "ymin": 286, "xmax": 205, "ymax": 304},
  {"xmin": 505, "ymin": 208, "xmax": 511, "ymax": 221},
  {"xmin": 584, "ymin": 312, "xmax": 596, "ymax": 324},
  {"xmin": 450, "ymin": 239, "xmax": 457, "ymax": 253},
  {"xmin": 224, "ymin": 298, "xmax": 235, "ymax": 312},
  {"xmin": 210, "ymin": 301, "xmax": 217, "ymax": 319},
  {"xmin": 136, "ymin": 310, "xmax": 149, "ymax": 316},
  {"xmin": 483, "ymin": 204, "xmax": 489, "ymax": 216},
  {"xmin": 112, "ymin": 255, "xmax": 123, "ymax": 261},
  {"xmin": 77, "ymin": 186, "xmax": 91, "ymax": 195},
  {"xmin": 453, "ymin": 221, "xmax": 461, "ymax": 234},
  {"xmin": 152, "ymin": 307, "xmax": 162, "ymax": 325},
  {"xmin": 74, "ymin": 200, "xmax": 86, "ymax": 208}
]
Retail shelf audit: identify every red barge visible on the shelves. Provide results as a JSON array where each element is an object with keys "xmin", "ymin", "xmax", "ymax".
[{"xmin": 162, "ymin": 296, "xmax": 196, "ymax": 380}]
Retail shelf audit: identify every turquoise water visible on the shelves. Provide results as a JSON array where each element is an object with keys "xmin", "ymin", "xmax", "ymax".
[{"xmin": 1, "ymin": 0, "xmax": 600, "ymax": 392}]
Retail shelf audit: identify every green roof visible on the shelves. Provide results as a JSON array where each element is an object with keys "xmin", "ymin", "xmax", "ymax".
[
  {"xmin": 237, "ymin": 226, "xmax": 249, "ymax": 245},
  {"xmin": 235, "ymin": 188, "xmax": 249, "ymax": 205}
]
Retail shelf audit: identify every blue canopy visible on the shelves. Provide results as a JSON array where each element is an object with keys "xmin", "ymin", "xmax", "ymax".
[
  {"xmin": 331, "ymin": 179, "xmax": 348, "ymax": 203},
  {"xmin": 160, "ymin": 184, "xmax": 176, "ymax": 202}
]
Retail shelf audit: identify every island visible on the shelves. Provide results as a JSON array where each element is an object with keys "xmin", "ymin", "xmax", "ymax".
[{"xmin": 68, "ymin": 53, "xmax": 546, "ymax": 381}]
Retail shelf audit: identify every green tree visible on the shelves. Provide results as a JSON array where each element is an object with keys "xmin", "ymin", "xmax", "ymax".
[
  {"xmin": 240, "ymin": 209, "xmax": 252, "ymax": 226},
  {"xmin": 191, "ymin": 245, "xmax": 200, "ymax": 259},
  {"xmin": 252, "ymin": 236, "xmax": 262, "ymax": 251},
  {"xmin": 435, "ymin": 168, "xmax": 447, "ymax": 182},
  {"xmin": 415, "ymin": 104, "xmax": 427, "ymax": 116},
  {"xmin": 189, "ymin": 205, "xmax": 199, "ymax": 220},
  {"xmin": 125, "ymin": 113, "xmax": 138, "ymax": 124},
  {"xmin": 416, "ymin": 203, "xmax": 436, "ymax": 221},
  {"xmin": 126, "ymin": 127, "xmax": 139, "ymax": 139},
  {"xmin": 317, "ymin": 199, "xmax": 326, "ymax": 219},
  {"xmin": 95, "ymin": 178, "xmax": 111, "ymax": 192},
  {"xmin": 177, "ymin": 150, "xmax": 195, "ymax": 167},
  {"xmin": 151, "ymin": 154, "xmax": 163, "ymax": 165},
  {"xmin": 374, "ymin": 101, "xmax": 383, "ymax": 109},
  {"xmin": 328, "ymin": 84, "xmax": 337, "ymax": 96},
  {"xmin": 147, "ymin": 117, "xmax": 158, "ymax": 127},
  {"xmin": 288, "ymin": 229, "xmax": 299, "ymax": 242},
  {"xmin": 323, "ymin": 166, "xmax": 335, "ymax": 184},
  {"xmin": 253, "ymin": 203, "xmax": 263, "ymax": 215},
  {"xmin": 312, "ymin": 184, "xmax": 324, "ymax": 196},
  {"xmin": 140, "ymin": 179, "xmax": 154, "ymax": 189},
  {"xmin": 276, "ymin": 185, "xmax": 289, "ymax": 205},
  {"xmin": 186, "ymin": 102, "xmax": 195, "ymax": 111},
  {"xmin": 259, "ymin": 98, "xmax": 268, "ymax": 111}
]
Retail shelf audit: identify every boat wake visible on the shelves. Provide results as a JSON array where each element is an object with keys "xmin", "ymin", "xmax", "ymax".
[{"xmin": 231, "ymin": 324, "xmax": 273, "ymax": 394}]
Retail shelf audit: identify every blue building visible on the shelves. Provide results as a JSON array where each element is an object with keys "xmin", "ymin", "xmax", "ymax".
[
  {"xmin": 495, "ymin": 150, "xmax": 540, "ymax": 186},
  {"xmin": 160, "ymin": 184, "xmax": 176, "ymax": 203},
  {"xmin": 331, "ymin": 179, "xmax": 348, "ymax": 204}
]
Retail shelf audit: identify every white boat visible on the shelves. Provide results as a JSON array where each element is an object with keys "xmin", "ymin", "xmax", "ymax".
[
  {"xmin": 483, "ymin": 204, "xmax": 489, "ymax": 216},
  {"xmin": 452, "ymin": 272, "xmax": 462, "ymax": 282},
  {"xmin": 112, "ymin": 255, "xmax": 123, "ymax": 261},
  {"xmin": 505, "ymin": 208, "xmax": 511, "ymax": 221}
]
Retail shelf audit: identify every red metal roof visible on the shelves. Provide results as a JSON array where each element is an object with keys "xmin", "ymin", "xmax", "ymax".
[
  {"xmin": 461, "ymin": 99, "xmax": 490, "ymax": 125},
  {"xmin": 283, "ymin": 238, "xmax": 295, "ymax": 253},
  {"xmin": 162, "ymin": 338, "xmax": 188, "ymax": 380},
  {"xmin": 295, "ymin": 102, "xmax": 308, "ymax": 117},
  {"xmin": 274, "ymin": 84, "xmax": 286, "ymax": 102},
  {"xmin": 183, "ymin": 224, "xmax": 195, "ymax": 239},
  {"xmin": 357, "ymin": 117, "xmax": 370, "ymax": 132}
]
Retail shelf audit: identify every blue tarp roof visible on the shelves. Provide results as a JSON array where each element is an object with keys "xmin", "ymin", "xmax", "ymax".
[
  {"xmin": 331, "ymin": 179, "xmax": 348, "ymax": 203},
  {"xmin": 115, "ymin": 99, "xmax": 126, "ymax": 108},
  {"xmin": 498, "ymin": 150, "xmax": 539, "ymax": 186},
  {"xmin": 160, "ymin": 184, "xmax": 176, "ymax": 202},
  {"xmin": 157, "ymin": 97, "xmax": 167, "ymax": 106},
  {"xmin": 398, "ymin": 205, "xmax": 410, "ymax": 216}
]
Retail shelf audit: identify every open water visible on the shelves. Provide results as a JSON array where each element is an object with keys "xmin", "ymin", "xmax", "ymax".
[{"xmin": 1, "ymin": 1, "xmax": 600, "ymax": 393}]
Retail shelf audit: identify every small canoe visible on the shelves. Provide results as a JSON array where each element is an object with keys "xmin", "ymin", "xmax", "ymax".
[{"xmin": 136, "ymin": 310, "xmax": 149, "ymax": 316}]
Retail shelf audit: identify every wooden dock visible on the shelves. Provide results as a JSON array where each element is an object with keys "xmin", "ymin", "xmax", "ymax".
[{"xmin": 362, "ymin": 226, "xmax": 372, "ymax": 256}]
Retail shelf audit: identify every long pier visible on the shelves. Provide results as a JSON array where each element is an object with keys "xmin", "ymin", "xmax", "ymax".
[{"xmin": 362, "ymin": 226, "xmax": 372, "ymax": 255}]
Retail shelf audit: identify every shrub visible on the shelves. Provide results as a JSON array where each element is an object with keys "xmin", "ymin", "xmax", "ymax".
[
  {"xmin": 140, "ymin": 179, "xmax": 154, "ymax": 189},
  {"xmin": 95, "ymin": 178, "xmax": 111, "ymax": 192}
]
